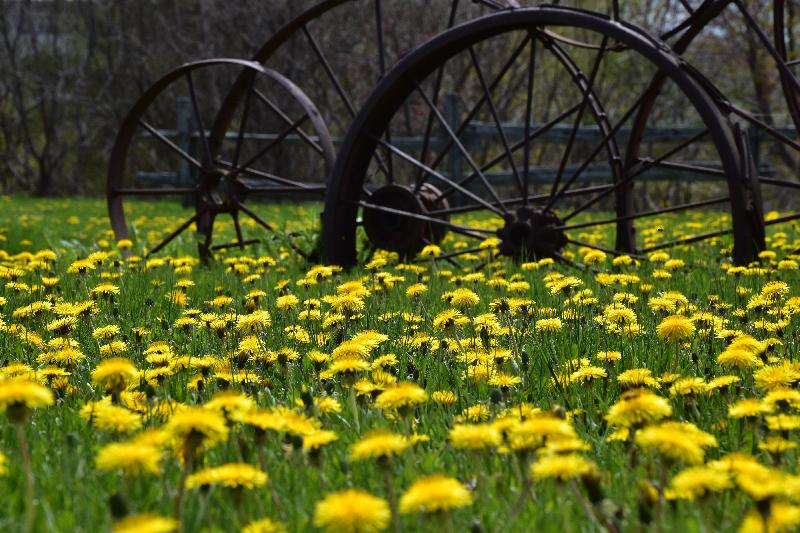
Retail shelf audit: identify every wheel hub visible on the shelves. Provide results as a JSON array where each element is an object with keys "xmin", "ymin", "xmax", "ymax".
[
  {"xmin": 199, "ymin": 169, "xmax": 245, "ymax": 212},
  {"xmin": 496, "ymin": 208, "xmax": 567, "ymax": 259},
  {"xmin": 362, "ymin": 183, "xmax": 450, "ymax": 256}
]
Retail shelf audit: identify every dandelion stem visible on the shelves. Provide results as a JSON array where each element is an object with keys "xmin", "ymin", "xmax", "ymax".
[
  {"xmin": 17, "ymin": 424, "xmax": 35, "ymax": 533},
  {"xmin": 349, "ymin": 388, "xmax": 361, "ymax": 433},
  {"xmin": 383, "ymin": 466, "xmax": 401, "ymax": 533}
]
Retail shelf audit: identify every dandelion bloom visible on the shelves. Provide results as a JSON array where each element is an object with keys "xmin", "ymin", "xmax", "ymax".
[
  {"xmin": 449, "ymin": 288, "xmax": 480, "ymax": 309},
  {"xmin": 432, "ymin": 309, "xmax": 467, "ymax": 330},
  {"xmin": 656, "ymin": 315, "xmax": 694, "ymax": 342},
  {"xmin": 91, "ymin": 357, "xmax": 139, "ymax": 392},
  {"xmin": 535, "ymin": 318, "xmax": 563, "ymax": 333},
  {"xmin": 186, "ymin": 463, "xmax": 268, "ymax": 490},
  {"xmin": 449, "ymin": 423, "xmax": 502, "ymax": 450},
  {"xmin": 313, "ymin": 489, "xmax": 391, "ymax": 533},
  {"xmin": 374, "ymin": 382, "xmax": 427, "ymax": 412},
  {"xmin": 350, "ymin": 430, "xmax": 410, "ymax": 462},
  {"xmin": 164, "ymin": 406, "xmax": 229, "ymax": 454},
  {"xmin": 728, "ymin": 399, "xmax": 772, "ymax": 419},
  {"xmin": 236, "ymin": 310, "xmax": 272, "ymax": 332},
  {"xmin": 302, "ymin": 429, "xmax": 339, "ymax": 452},
  {"xmin": 399, "ymin": 475, "xmax": 473, "ymax": 514},
  {"xmin": 667, "ymin": 466, "xmax": 732, "ymax": 500},
  {"xmin": 113, "ymin": 513, "xmax": 177, "ymax": 533},
  {"xmin": 96, "ymin": 442, "xmax": 161, "ymax": 476},
  {"xmin": 530, "ymin": 454, "xmax": 597, "ymax": 481},
  {"xmin": 0, "ymin": 379, "xmax": 54, "ymax": 421},
  {"xmin": 242, "ymin": 518, "xmax": 287, "ymax": 533},
  {"xmin": 605, "ymin": 389, "xmax": 672, "ymax": 429},
  {"xmin": 91, "ymin": 404, "xmax": 143, "ymax": 433},
  {"xmin": 635, "ymin": 421, "xmax": 717, "ymax": 464},
  {"xmin": 508, "ymin": 416, "xmax": 576, "ymax": 451},
  {"xmin": 738, "ymin": 502, "xmax": 800, "ymax": 533}
]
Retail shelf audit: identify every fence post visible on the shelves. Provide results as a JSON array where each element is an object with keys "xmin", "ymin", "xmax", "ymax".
[
  {"xmin": 444, "ymin": 93, "xmax": 464, "ymax": 206},
  {"xmin": 176, "ymin": 96, "xmax": 192, "ymax": 187},
  {"xmin": 748, "ymin": 124, "xmax": 760, "ymax": 173}
]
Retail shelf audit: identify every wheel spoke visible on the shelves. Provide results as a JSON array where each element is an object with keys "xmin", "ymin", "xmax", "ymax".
[
  {"xmin": 638, "ymin": 228, "xmax": 734, "ymax": 254},
  {"xmin": 233, "ymin": 210, "xmax": 245, "ymax": 246},
  {"xmin": 186, "ymin": 71, "xmax": 213, "ymax": 168},
  {"xmin": 468, "ymin": 46, "xmax": 524, "ymax": 198},
  {"xmin": 729, "ymin": 105, "xmax": 800, "ymax": 153},
  {"xmin": 735, "ymin": 0, "xmax": 800, "ymax": 94},
  {"xmin": 435, "ymin": 103, "xmax": 582, "ymax": 203},
  {"xmin": 428, "ymin": 184, "xmax": 613, "ymax": 217},
  {"xmin": 644, "ymin": 160, "xmax": 725, "ymax": 178},
  {"xmin": 138, "ymin": 119, "xmax": 203, "ymax": 170},
  {"xmin": 350, "ymin": 199, "xmax": 494, "ymax": 238},
  {"xmin": 235, "ymin": 200, "xmax": 310, "ymax": 259},
  {"xmin": 111, "ymin": 187, "xmax": 197, "ymax": 196},
  {"xmin": 415, "ymin": 0, "xmax": 463, "ymax": 191},
  {"xmin": 415, "ymin": 83, "xmax": 509, "ymax": 214},
  {"xmin": 216, "ymin": 159, "xmax": 322, "ymax": 190},
  {"xmin": 547, "ymin": 36, "xmax": 608, "ymax": 201},
  {"xmin": 373, "ymin": 137, "xmax": 506, "ymax": 217},
  {"xmin": 413, "ymin": 246, "xmax": 488, "ymax": 263},
  {"xmin": 212, "ymin": 239, "xmax": 259, "ymax": 251},
  {"xmin": 555, "ymin": 196, "xmax": 731, "ymax": 232},
  {"xmin": 566, "ymin": 238, "xmax": 644, "ymax": 259},
  {"xmin": 240, "ymin": 184, "xmax": 326, "ymax": 194},
  {"xmin": 303, "ymin": 25, "xmax": 356, "ymax": 117},
  {"xmin": 417, "ymin": 35, "xmax": 533, "ymax": 191},
  {"xmin": 522, "ymin": 35, "xmax": 537, "ymax": 207},
  {"xmin": 545, "ymin": 84, "xmax": 651, "ymax": 211},
  {"xmin": 232, "ymin": 73, "xmax": 256, "ymax": 169},
  {"xmin": 765, "ymin": 212, "xmax": 800, "ymax": 226},
  {"xmin": 251, "ymin": 89, "xmax": 324, "ymax": 155},
  {"xmin": 227, "ymin": 114, "xmax": 310, "ymax": 180},
  {"xmin": 148, "ymin": 209, "xmax": 206, "ymax": 256},
  {"xmin": 760, "ymin": 177, "xmax": 800, "ymax": 190},
  {"xmin": 562, "ymin": 128, "xmax": 709, "ymax": 222}
]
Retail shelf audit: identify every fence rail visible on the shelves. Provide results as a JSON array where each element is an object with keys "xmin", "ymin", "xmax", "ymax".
[{"xmin": 137, "ymin": 96, "xmax": 787, "ymax": 194}]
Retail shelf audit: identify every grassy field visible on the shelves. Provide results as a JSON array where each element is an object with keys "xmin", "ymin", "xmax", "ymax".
[{"xmin": 0, "ymin": 196, "xmax": 798, "ymax": 532}]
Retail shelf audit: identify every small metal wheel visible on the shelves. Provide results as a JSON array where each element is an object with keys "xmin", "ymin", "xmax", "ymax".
[
  {"xmin": 107, "ymin": 59, "xmax": 334, "ymax": 259},
  {"xmin": 322, "ymin": 6, "xmax": 763, "ymax": 267}
]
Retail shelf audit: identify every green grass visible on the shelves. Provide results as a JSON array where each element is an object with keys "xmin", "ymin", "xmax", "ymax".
[{"xmin": 0, "ymin": 196, "xmax": 797, "ymax": 532}]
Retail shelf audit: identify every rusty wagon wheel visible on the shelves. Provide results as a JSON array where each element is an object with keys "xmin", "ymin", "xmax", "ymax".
[
  {"xmin": 107, "ymin": 59, "xmax": 334, "ymax": 259},
  {"xmin": 321, "ymin": 6, "xmax": 763, "ymax": 267}
]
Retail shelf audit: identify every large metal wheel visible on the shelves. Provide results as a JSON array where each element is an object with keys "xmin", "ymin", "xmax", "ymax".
[
  {"xmin": 107, "ymin": 59, "xmax": 334, "ymax": 259},
  {"xmin": 321, "ymin": 7, "xmax": 762, "ymax": 266}
]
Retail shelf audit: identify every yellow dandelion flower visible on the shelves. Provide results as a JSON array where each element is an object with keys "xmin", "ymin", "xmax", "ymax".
[
  {"xmin": 374, "ymin": 382, "xmax": 427, "ymax": 413},
  {"xmin": 530, "ymin": 454, "xmax": 597, "ymax": 481},
  {"xmin": 399, "ymin": 475, "xmax": 473, "ymax": 514},
  {"xmin": 656, "ymin": 315, "xmax": 694, "ymax": 343},
  {"xmin": 313, "ymin": 489, "xmax": 390, "ymax": 533},
  {"xmin": 449, "ymin": 423, "xmax": 502, "ymax": 450},
  {"xmin": 112, "ymin": 514, "xmax": 177, "ymax": 533},
  {"xmin": 605, "ymin": 389, "xmax": 672, "ymax": 429},
  {"xmin": 91, "ymin": 357, "xmax": 139, "ymax": 393},
  {"xmin": 668, "ymin": 466, "xmax": 732, "ymax": 500},
  {"xmin": 350, "ymin": 430, "xmax": 410, "ymax": 461},
  {"xmin": 635, "ymin": 421, "xmax": 717, "ymax": 464},
  {"xmin": 96, "ymin": 441, "xmax": 161, "ymax": 476},
  {"xmin": 186, "ymin": 463, "xmax": 267, "ymax": 490},
  {"xmin": 242, "ymin": 518, "xmax": 287, "ymax": 533}
]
